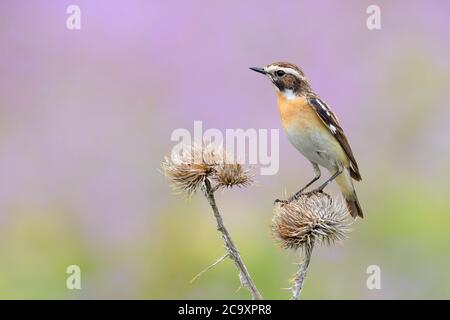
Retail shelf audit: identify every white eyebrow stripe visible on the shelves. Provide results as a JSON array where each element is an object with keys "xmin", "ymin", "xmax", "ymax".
[{"xmin": 265, "ymin": 65, "xmax": 304, "ymax": 79}]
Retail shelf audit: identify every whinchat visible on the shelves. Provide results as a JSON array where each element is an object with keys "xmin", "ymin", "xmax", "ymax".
[{"xmin": 250, "ymin": 62, "xmax": 363, "ymax": 218}]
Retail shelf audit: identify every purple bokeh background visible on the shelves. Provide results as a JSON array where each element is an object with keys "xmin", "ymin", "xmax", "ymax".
[{"xmin": 1, "ymin": 1, "xmax": 449, "ymax": 298}]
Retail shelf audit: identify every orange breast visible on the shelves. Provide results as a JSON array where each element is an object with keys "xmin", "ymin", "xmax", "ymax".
[
  {"xmin": 277, "ymin": 93, "xmax": 324, "ymax": 131},
  {"xmin": 276, "ymin": 92, "xmax": 349, "ymax": 166}
]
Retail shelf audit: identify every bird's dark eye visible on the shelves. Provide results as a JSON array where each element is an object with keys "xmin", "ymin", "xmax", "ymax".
[{"xmin": 276, "ymin": 70, "xmax": 286, "ymax": 77}]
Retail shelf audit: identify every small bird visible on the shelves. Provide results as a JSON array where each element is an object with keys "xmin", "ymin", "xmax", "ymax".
[{"xmin": 250, "ymin": 62, "xmax": 363, "ymax": 218}]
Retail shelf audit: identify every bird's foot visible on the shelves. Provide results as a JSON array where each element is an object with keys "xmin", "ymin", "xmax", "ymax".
[
  {"xmin": 274, "ymin": 198, "xmax": 288, "ymax": 205},
  {"xmin": 307, "ymin": 189, "xmax": 332, "ymax": 202},
  {"xmin": 309, "ymin": 184, "xmax": 328, "ymax": 194},
  {"xmin": 288, "ymin": 189, "xmax": 308, "ymax": 202}
]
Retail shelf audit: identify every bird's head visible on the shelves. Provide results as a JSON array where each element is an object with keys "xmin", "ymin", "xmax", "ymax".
[{"xmin": 250, "ymin": 62, "xmax": 311, "ymax": 98}]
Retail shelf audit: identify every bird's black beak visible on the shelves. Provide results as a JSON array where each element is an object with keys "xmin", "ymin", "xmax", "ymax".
[{"xmin": 249, "ymin": 67, "xmax": 267, "ymax": 75}]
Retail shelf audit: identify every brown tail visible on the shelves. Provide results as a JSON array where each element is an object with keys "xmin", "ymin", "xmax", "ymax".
[
  {"xmin": 335, "ymin": 170, "xmax": 364, "ymax": 219},
  {"xmin": 345, "ymin": 193, "xmax": 364, "ymax": 219}
]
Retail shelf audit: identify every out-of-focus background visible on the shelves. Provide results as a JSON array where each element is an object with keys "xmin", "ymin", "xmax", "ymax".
[{"xmin": 0, "ymin": 0, "xmax": 449, "ymax": 299}]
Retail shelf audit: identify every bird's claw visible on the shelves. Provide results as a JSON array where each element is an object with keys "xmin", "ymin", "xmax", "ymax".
[{"xmin": 274, "ymin": 198, "xmax": 288, "ymax": 205}]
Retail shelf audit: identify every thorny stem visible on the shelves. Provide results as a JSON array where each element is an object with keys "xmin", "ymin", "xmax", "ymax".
[
  {"xmin": 292, "ymin": 242, "xmax": 314, "ymax": 300},
  {"xmin": 202, "ymin": 178, "xmax": 263, "ymax": 300}
]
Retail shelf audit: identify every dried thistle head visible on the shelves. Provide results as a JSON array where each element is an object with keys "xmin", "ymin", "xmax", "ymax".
[
  {"xmin": 162, "ymin": 142, "xmax": 253, "ymax": 195},
  {"xmin": 213, "ymin": 163, "xmax": 253, "ymax": 189},
  {"xmin": 161, "ymin": 160, "xmax": 211, "ymax": 196},
  {"xmin": 272, "ymin": 192, "xmax": 352, "ymax": 252}
]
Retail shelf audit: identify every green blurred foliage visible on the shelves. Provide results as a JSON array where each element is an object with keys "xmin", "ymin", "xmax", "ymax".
[
  {"xmin": 134, "ymin": 178, "xmax": 450, "ymax": 299},
  {"xmin": 0, "ymin": 206, "xmax": 97, "ymax": 299}
]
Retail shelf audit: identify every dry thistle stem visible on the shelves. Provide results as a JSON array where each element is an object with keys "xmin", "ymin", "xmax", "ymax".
[
  {"xmin": 272, "ymin": 192, "xmax": 352, "ymax": 300},
  {"xmin": 162, "ymin": 142, "xmax": 262, "ymax": 300}
]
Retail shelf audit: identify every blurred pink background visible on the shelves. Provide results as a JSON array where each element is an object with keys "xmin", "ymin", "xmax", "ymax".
[{"xmin": 0, "ymin": 0, "xmax": 449, "ymax": 299}]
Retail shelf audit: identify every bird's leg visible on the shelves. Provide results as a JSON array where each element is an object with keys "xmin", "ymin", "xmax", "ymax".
[
  {"xmin": 314, "ymin": 166, "xmax": 343, "ymax": 192},
  {"xmin": 289, "ymin": 163, "xmax": 321, "ymax": 201}
]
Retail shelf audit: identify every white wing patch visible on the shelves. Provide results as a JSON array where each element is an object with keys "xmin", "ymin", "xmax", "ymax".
[
  {"xmin": 310, "ymin": 97, "xmax": 339, "ymax": 135},
  {"xmin": 315, "ymin": 99, "xmax": 331, "ymax": 116}
]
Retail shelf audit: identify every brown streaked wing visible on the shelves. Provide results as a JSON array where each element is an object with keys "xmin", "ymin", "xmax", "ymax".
[{"xmin": 307, "ymin": 95, "xmax": 362, "ymax": 181}]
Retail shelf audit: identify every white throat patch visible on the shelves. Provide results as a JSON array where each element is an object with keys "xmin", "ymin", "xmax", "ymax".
[{"xmin": 281, "ymin": 89, "xmax": 298, "ymax": 100}]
